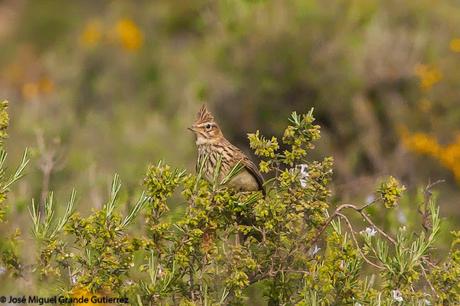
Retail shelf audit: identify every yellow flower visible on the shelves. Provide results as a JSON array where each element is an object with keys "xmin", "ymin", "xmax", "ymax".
[
  {"xmin": 414, "ymin": 64, "xmax": 442, "ymax": 90},
  {"xmin": 449, "ymin": 38, "xmax": 460, "ymax": 53},
  {"xmin": 22, "ymin": 82, "xmax": 39, "ymax": 100},
  {"xmin": 80, "ymin": 20, "xmax": 103, "ymax": 47},
  {"xmin": 39, "ymin": 77, "xmax": 55, "ymax": 94},
  {"xmin": 439, "ymin": 138, "xmax": 460, "ymax": 181},
  {"xmin": 400, "ymin": 129, "xmax": 441, "ymax": 157},
  {"xmin": 21, "ymin": 77, "xmax": 55, "ymax": 101},
  {"xmin": 401, "ymin": 127, "xmax": 460, "ymax": 183},
  {"xmin": 114, "ymin": 18, "xmax": 143, "ymax": 52}
]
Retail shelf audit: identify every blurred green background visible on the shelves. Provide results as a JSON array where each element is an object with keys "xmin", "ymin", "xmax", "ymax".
[{"xmin": 0, "ymin": 0, "xmax": 459, "ymax": 292}]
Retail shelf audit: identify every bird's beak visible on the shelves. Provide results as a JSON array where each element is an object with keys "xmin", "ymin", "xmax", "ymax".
[{"xmin": 188, "ymin": 125, "xmax": 198, "ymax": 132}]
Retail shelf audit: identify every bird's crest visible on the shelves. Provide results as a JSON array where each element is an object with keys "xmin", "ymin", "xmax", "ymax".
[{"xmin": 196, "ymin": 105, "xmax": 215, "ymax": 123}]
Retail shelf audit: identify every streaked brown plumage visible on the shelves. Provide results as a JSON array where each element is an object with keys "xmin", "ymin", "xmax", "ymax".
[{"xmin": 189, "ymin": 105, "xmax": 265, "ymax": 194}]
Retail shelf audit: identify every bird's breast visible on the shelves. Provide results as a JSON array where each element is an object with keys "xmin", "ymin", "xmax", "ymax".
[{"xmin": 197, "ymin": 144, "xmax": 234, "ymax": 181}]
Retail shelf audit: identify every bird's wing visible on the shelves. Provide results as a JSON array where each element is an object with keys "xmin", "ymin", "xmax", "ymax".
[
  {"xmin": 241, "ymin": 156, "xmax": 265, "ymax": 195},
  {"xmin": 225, "ymin": 140, "xmax": 265, "ymax": 194}
]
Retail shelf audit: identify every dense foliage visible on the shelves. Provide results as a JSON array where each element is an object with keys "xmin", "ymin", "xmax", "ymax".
[{"xmin": 0, "ymin": 103, "xmax": 458, "ymax": 305}]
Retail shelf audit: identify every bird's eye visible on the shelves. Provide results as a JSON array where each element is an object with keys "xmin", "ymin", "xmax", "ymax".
[{"xmin": 205, "ymin": 124, "xmax": 212, "ymax": 130}]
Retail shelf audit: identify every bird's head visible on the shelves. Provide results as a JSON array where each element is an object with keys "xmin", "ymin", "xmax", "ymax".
[{"xmin": 188, "ymin": 105, "xmax": 224, "ymax": 145}]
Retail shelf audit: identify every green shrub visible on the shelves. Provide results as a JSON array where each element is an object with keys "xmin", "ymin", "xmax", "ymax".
[{"xmin": 0, "ymin": 104, "xmax": 459, "ymax": 305}]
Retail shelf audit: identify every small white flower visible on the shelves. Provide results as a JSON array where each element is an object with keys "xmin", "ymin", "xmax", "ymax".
[
  {"xmin": 365, "ymin": 194, "xmax": 375, "ymax": 205},
  {"xmin": 158, "ymin": 264, "xmax": 164, "ymax": 277},
  {"xmin": 423, "ymin": 299, "xmax": 431, "ymax": 305},
  {"xmin": 300, "ymin": 178, "xmax": 307, "ymax": 188},
  {"xmin": 298, "ymin": 164, "xmax": 309, "ymax": 176},
  {"xmin": 397, "ymin": 210, "xmax": 407, "ymax": 224},
  {"xmin": 308, "ymin": 245, "xmax": 321, "ymax": 256},
  {"xmin": 391, "ymin": 289, "xmax": 403, "ymax": 302},
  {"xmin": 361, "ymin": 227, "xmax": 377, "ymax": 237},
  {"xmin": 354, "ymin": 303, "xmax": 363, "ymax": 306},
  {"xmin": 71, "ymin": 275, "xmax": 78, "ymax": 284},
  {"xmin": 297, "ymin": 164, "xmax": 309, "ymax": 188},
  {"xmin": 366, "ymin": 227, "xmax": 377, "ymax": 236}
]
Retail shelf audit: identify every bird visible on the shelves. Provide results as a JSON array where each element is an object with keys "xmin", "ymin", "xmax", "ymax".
[{"xmin": 188, "ymin": 105, "xmax": 265, "ymax": 195}]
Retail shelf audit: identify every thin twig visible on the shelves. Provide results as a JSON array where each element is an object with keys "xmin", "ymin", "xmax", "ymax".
[
  {"xmin": 337, "ymin": 213, "xmax": 384, "ymax": 269},
  {"xmin": 307, "ymin": 202, "xmax": 396, "ymax": 249},
  {"xmin": 359, "ymin": 211, "xmax": 396, "ymax": 245},
  {"xmin": 35, "ymin": 130, "xmax": 65, "ymax": 218},
  {"xmin": 420, "ymin": 263, "xmax": 438, "ymax": 298},
  {"xmin": 420, "ymin": 179, "xmax": 444, "ymax": 232}
]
